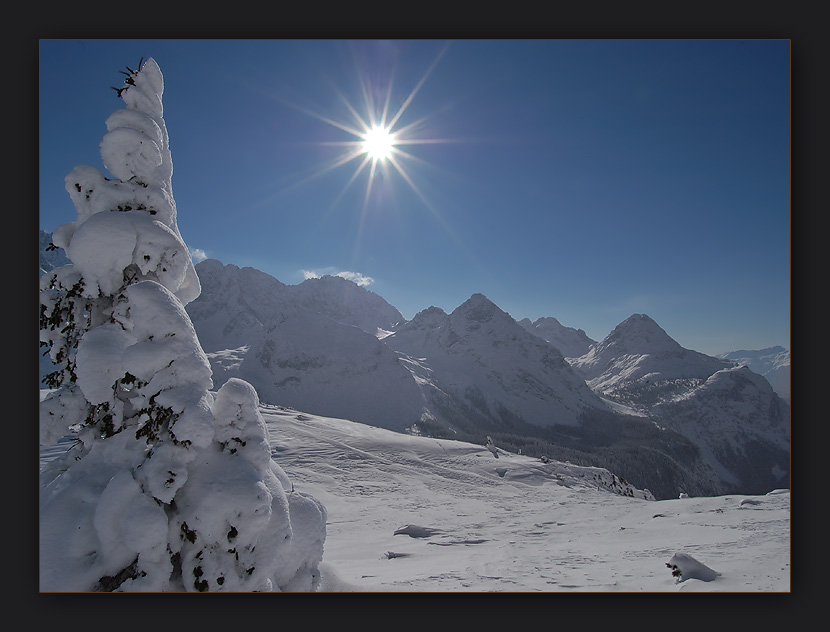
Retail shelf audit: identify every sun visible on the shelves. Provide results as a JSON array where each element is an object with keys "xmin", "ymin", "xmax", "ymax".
[
  {"xmin": 362, "ymin": 125, "xmax": 396, "ymax": 162},
  {"xmin": 270, "ymin": 42, "xmax": 459, "ymax": 227}
]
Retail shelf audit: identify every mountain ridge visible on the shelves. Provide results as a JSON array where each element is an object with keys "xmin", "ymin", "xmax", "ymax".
[
  {"xmin": 518, "ymin": 316, "xmax": 596, "ymax": 359},
  {"xmin": 386, "ymin": 292, "xmax": 608, "ymax": 431}
]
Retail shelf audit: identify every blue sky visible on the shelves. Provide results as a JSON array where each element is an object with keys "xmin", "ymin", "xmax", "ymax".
[{"xmin": 39, "ymin": 39, "xmax": 789, "ymax": 355}]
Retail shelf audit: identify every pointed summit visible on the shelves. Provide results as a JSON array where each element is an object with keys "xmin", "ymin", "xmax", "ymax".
[
  {"xmin": 409, "ymin": 305, "xmax": 449, "ymax": 327},
  {"xmin": 455, "ymin": 293, "xmax": 497, "ymax": 316},
  {"xmin": 572, "ymin": 313, "xmax": 732, "ymax": 391},
  {"xmin": 451, "ymin": 293, "xmax": 516, "ymax": 329},
  {"xmin": 603, "ymin": 313, "xmax": 682, "ymax": 355}
]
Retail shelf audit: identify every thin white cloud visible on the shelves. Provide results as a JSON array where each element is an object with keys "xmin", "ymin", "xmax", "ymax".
[
  {"xmin": 190, "ymin": 247, "xmax": 208, "ymax": 263},
  {"xmin": 335, "ymin": 271, "xmax": 375, "ymax": 287},
  {"xmin": 301, "ymin": 268, "xmax": 375, "ymax": 287}
]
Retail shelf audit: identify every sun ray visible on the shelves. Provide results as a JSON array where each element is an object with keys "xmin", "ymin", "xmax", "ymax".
[
  {"xmin": 351, "ymin": 47, "xmax": 395, "ymax": 131},
  {"xmin": 379, "ymin": 75, "xmax": 394, "ymax": 129},
  {"xmin": 337, "ymin": 88, "xmax": 373, "ymax": 134},
  {"xmin": 387, "ymin": 42, "xmax": 450, "ymax": 131},
  {"xmin": 384, "ymin": 152, "xmax": 455, "ymax": 238},
  {"xmin": 317, "ymin": 153, "xmax": 373, "ymax": 224},
  {"xmin": 274, "ymin": 146, "xmax": 366, "ymax": 196},
  {"xmin": 276, "ymin": 93, "xmax": 368, "ymax": 140}
]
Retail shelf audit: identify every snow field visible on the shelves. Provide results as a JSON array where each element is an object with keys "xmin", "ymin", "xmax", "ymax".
[
  {"xmin": 259, "ymin": 406, "xmax": 790, "ymax": 592},
  {"xmin": 40, "ymin": 395, "xmax": 790, "ymax": 591}
]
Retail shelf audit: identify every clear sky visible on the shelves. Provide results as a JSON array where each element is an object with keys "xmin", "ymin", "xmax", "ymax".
[{"xmin": 39, "ymin": 39, "xmax": 790, "ymax": 356}]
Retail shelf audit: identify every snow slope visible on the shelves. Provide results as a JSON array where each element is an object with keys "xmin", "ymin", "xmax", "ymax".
[
  {"xmin": 255, "ymin": 406, "xmax": 790, "ymax": 591},
  {"xmin": 652, "ymin": 366, "xmax": 790, "ymax": 495},
  {"xmin": 40, "ymin": 399, "xmax": 790, "ymax": 591}
]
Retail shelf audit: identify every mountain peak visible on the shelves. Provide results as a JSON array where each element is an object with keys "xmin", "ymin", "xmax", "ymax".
[
  {"xmin": 412, "ymin": 305, "xmax": 448, "ymax": 321},
  {"xmin": 294, "ymin": 273, "xmax": 404, "ymax": 333},
  {"xmin": 606, "ymin": 313, "xmax": 681, "ymax": 354},
  {"xmin": 301, "ymin": 274, "xmax": 353, "ymax": 289},
  {"xmin": 572, "ymin": 313, "xmax": 734, "ymax": 391},
  {"xmin": 453, "ymin": 293, "xmax": 506, "ymax": 323}
]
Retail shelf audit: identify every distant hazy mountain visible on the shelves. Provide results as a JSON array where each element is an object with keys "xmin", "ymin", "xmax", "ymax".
[
  {"xmin": 291, "ymin": 274, "xmax": 405, "ymax": 336},
  {"xmin": 186, "ymin": 260, "xmax": 426, "ymax": 433},
  {"xmin": 517, "ymin": 316, "xmax": 596, "ymax": 359},
  {"xmin": 718, "ymin": 346, "xmax": 790, "ymax": 401}
]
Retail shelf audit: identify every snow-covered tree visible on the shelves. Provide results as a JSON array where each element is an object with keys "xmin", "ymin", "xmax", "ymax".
[{"xmin": 39, "ymin": 58, "xmax": 326, "ymax": 592}]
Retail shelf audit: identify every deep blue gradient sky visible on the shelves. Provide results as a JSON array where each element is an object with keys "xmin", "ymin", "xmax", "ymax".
[{"xmin": 39, "ymin": 40, "xmax": 790, "ymax": 355}]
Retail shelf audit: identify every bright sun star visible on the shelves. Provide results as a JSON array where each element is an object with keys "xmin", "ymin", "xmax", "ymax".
[
  {"xmin": 362, "ymin": 125, "xmax": 396, "ymax": 162},
  {"xmin": 270, "ymin": 42, "xmax": 460, "ymax": 235}
]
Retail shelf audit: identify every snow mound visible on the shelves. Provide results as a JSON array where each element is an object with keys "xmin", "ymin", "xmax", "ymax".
[
  {"xmin": 667, "ymin": 552, "xmax": 720, "ymax": 583},
  {"xmin": 394, "ymin": 525, "xmax": 442, "ymax": 538}
]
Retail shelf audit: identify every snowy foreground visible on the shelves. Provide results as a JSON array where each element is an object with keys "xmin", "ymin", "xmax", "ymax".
[{"xmin": 40, "ymin": 400, "xmax": 790, "ymax": 592}]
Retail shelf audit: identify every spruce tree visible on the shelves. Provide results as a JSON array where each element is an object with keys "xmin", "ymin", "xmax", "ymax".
[{"xmin": 40, "ymin": 59, "xmax": 325, "ymax": 592}]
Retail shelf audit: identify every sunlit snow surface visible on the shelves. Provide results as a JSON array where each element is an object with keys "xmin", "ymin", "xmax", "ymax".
[
  {"xmin": 262, "ymin": 406, "xmax": 789, "ymax": 592},
  {"xmin": 40, "ymin": 400, "xmax": 790, "ymax": 592}
]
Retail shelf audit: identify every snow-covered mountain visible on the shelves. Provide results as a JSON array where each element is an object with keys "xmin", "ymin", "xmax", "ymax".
[
  {"xmin": 291, "ymin": 274, "xmax": 405, "ymax": 336},
  {"xmin": 651, "ymin": 365, "xmax": 790, "ymax": 495},
  {"xmin": 570, "ymin": 314, "xmax": 733, "ymax": 394},
  {"xmin": 517, "ymin": 316, "xmax": 596, "ymax": 359},
  {"xmin": 386, "ymin": 294, "xmax": 608, "ymax": 431},
  {"xmin": 385, "ymin": 300, "xmax": 727, "ymax": 499},
  {"xmin": 186, "ymin": 259, "xmax": 427, "ymax": 433},
  {"xmin": 718, "ymin": 346, "xmax": 790, "ymax": 401},
  {"xmin": 174, "ymin": 262, "xmax": 791, "ymax": 498},
  {"xmin": 569, "ymin": 314, "xmax": 790, "ymax": 495}
]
